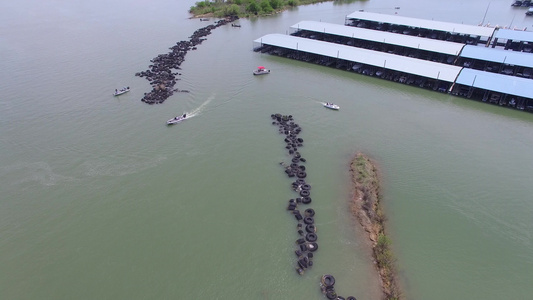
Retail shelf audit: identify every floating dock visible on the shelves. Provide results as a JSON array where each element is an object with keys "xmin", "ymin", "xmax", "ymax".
[
  {"xmin": 254, "ymin": 11, "xmax": 533, "ymax": 112},
  {"xmin": 491, "ymin": 29, "xmax": 533, "ymax": 51},
  {"xmin": 345, "ymin": 11, "xmax": 495, "ymax": 46}
]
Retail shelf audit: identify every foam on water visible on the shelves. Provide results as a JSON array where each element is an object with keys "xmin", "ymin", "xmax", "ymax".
[
  {"xmin": 186, "ymin": 93, "xmax": 214, "ymax": 118},
  {"xmin": 0, "ymin": 161, "xmax": 77, "ymax": 187},
  {"xmin": 82, "ymin": 154, "xmax": 167, "ymax": 177}
]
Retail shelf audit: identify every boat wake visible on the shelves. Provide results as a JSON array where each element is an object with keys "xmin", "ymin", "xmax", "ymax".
[
  {"xmin": 184, "ymin": 94, "xmax": 214, "ymax": 119},
  {"xmin": 310, "ymin": 99, "xmax": 327, "ymax": 106}
]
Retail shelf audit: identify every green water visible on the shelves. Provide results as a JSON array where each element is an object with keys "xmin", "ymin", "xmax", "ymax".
[{"xmin": 1, "ymin": 0, "xmax": 533, "ymax": 299}]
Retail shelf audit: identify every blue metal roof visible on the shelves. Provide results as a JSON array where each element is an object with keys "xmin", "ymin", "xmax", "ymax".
[
  {"xmin": 493, "ymin": 28, "xmax": 533, "ymax": 43},
  {"xmin": 455, "ymin": 68, "xmax": 533, "ymax": 98},
  {"xmin": 460, "ymin": 45, "xmax": 533, "ymax": 68}
]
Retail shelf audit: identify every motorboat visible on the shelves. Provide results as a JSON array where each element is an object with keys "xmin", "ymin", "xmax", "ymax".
[
  {"xmin": 167, "ymin": 114, "xmax": 187, "ymax": 125},
  {"xmin": 323, "ymin": 102, "xmax": 340, "ymax": 110},
  {"xmin": 253, "ymin": 66, "xmax": 270, "ymax": 75},
  {"xmin": 113, "ymin": 86, "xmax": 130, "ymax": 96}
]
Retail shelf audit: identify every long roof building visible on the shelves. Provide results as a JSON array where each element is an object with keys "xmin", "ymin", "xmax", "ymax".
[
  {"xmin": 345, "ymin": 11, "xmax": 496, "ymax": 39},
  {"xmin": 254, "ymin": 33, "xmax": 463, "ymax": 82},
  {"xmin": 459, "ymin": 45, "xmax": 533, "ymax": 68},
  {"xmin": 455, "ymin": 68, "xmax": 533, "ymax": 99},
  {"xmin": 254, "ymin": 12, "xmax": 533, "ymax": 112},
  {"xmin": 492, "ymin": 28, "xmax": 533, "ymax": 44},
  {"xmin": 290, "ymin": 20, "xmax": 466, "ymax": 56}
]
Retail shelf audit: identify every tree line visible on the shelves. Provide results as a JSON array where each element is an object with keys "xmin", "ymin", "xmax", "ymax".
[{"xmin": 190, "ymin": 0, "xmax": 334, "ymax": 18}]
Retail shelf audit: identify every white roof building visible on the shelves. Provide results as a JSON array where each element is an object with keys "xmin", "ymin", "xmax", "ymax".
[
  {"xmin": 254, "ymin": 34, "xmax": 463, "ymax": 82},
  {"xmin": 291, "ymin": 20, "xmax": 466, "ymax": 56},
  {"xmin": 346, "ymin": 11, "xmax": 496, "ymax": 38}
]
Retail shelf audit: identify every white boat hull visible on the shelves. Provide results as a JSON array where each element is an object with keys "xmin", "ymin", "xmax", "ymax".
[
  {"xmin": 167, "ymin": 115, "xmax": 187, "ymax": 125},
  {"xmin": 113, "ymin": 87, "xmax": 130, "ymax": 96},
  {"xmin": 324, "ymin": 103, "xmax": 340, "ymax": 110},
  {"xmin": 253, "ymin": 69, "xmax": 270, "ymax": 75}
]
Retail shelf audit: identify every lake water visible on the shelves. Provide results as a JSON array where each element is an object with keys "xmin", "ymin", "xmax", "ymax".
[{"xmin": 1, "ymin": 0, "xmax": 533, "ymax": 299}]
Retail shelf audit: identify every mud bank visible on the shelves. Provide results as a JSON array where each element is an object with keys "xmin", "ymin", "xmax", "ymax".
[{"xmin": 349, "ymin": 153, "xmax": 401, "ymax": 300}]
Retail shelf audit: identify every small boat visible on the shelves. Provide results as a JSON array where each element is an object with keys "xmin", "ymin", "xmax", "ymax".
[
  {"xmin": 113, "ymin": 86, "xmax": 130, "ymax": 96},
  {"xmin": 231, "ymin": 24, "xmax": 241, "ymax": 27},
  {"xmin": 253, "ymin": 66, "xmax": 270, "ymax": 75},
  {"xmin": 167, "ymin": 113, "xmax": 187, "ymax": 125},
  {"xmin": 323, "ymin": 102, "xmax": 340, "ymax": 110}
]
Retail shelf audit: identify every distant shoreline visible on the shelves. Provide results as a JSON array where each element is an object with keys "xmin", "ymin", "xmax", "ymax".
[
  {"xmin": 189, "ymin": 0, "xmax": 334, "ymax": 19},
  {"xmin": 349, "ymin": 152, "xmax": 401, "ymax": 300}
]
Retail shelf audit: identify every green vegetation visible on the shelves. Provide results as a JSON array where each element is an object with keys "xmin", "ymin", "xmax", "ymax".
[
  {"xmin": 375, "ymin": 233, "xmax": 399, "ymax": 300},
  {"xmin": 189, "ymin": 0, "xmax": 334, "ymax": 18},
  {"xmin": 350, "ymin": 153, "xmax": 401, "ymax": 300}
]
